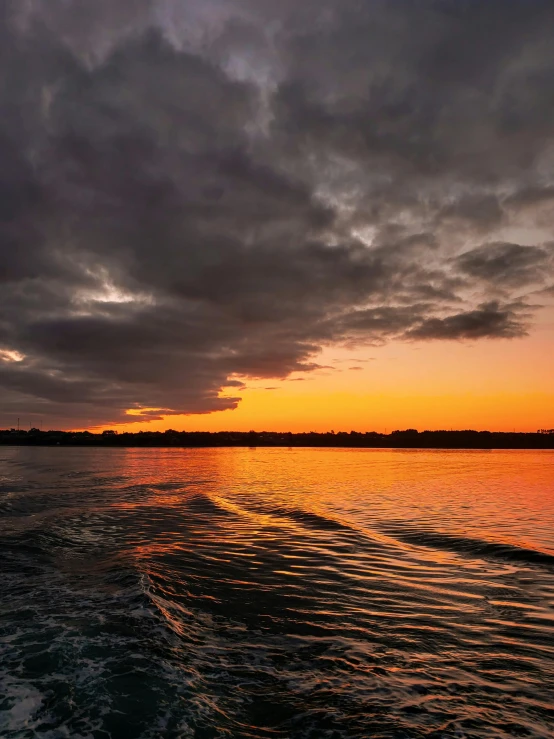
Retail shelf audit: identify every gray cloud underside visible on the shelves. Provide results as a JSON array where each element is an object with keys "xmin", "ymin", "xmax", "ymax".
[{"xmin": 1, "ymin": 0, "xmax": 554, "ymax": 426}]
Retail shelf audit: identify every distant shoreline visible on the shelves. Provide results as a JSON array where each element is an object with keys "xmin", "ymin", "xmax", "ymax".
[{"xmin": 1, "ymin": 429, "xmax": 553, "ymax": 450}]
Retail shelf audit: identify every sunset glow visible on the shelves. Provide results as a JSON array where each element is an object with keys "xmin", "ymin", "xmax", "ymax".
[
  {"xmin": 96, "ymin": 327, "xmax": 554, "ymax": 434},
  {"xmin": 3, "ymin": 3, "xmax": 554, "ymax": 738},
  {"xmin": 1, "ymin": 0, "xmax": 553, "ymax": 435}
]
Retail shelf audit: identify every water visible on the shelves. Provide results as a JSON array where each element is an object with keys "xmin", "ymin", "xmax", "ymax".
[{"xmin": 1, "ymin": 447, "xmax": 553, "ymax": 739}]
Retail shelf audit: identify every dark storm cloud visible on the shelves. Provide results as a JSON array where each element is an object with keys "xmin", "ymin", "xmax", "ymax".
[
  {"xmin": 1, "ymin": 0, "xmax": 554, "ymax": 427},
  {"xmin": 456, "ymin": 242, "xmax": 553, "ymax": 289},
  {"xmin": 505, "ymin": 186, "xmax": 554, "ymax": 211},
  {"xmin": 406, "ymin": 303, "xmax": 528, "ymax": 341},
  {"xmin": 438, "ymin": 195, "xmax": 505, "ymax": 231}
]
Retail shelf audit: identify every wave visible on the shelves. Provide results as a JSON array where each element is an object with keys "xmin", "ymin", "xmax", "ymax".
[
  {"xmin": 382, "ymin": 523, "xmax": 554, "ymax": 568},
  {"xmin": 1, "ymin": 447, "xmax": 554, "ymax": 738}
]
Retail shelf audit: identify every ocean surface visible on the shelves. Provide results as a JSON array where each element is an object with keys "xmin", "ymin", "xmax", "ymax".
[{"xmin": 1, "ymin": 447, "xmax": 553, "ymax": 739}]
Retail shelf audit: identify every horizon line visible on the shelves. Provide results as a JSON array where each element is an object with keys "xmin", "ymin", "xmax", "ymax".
[{"xmin": 4, "ymin": 427, "xmax": 554, "ymax": 436}]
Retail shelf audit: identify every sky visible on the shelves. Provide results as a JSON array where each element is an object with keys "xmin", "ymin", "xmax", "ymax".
[{"xmin": 1, "ymin": 0, "xmax": 553, "ymax": 433}]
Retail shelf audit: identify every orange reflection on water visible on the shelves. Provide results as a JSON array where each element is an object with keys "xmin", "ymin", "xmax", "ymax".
[
  {"xmin": 4, "ymin": 444, "xmax": 553, "ymax": 738},
  {"xmin": 99, "ymin": 448, "xmax": 554, "ymax": 572}
]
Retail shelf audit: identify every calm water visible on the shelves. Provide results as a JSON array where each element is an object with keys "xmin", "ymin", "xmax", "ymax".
[{"xmin": 1, "ymin": 448, "xmax": 553, "ymax": 739}]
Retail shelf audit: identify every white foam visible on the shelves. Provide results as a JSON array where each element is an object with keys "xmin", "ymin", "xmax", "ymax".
[{"xmin": 0, "ymin": 679, "xmax": 45, "ymax": 733}]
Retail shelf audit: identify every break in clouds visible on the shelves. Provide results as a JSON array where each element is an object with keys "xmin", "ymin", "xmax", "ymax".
[{"xmin": 1, "ymin": 0, "xmax": 554, "ymax": 427}]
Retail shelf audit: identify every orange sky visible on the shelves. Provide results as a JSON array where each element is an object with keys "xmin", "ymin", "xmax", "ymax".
[{"xmin": 91, "ymin": 310, "xmax": 554, "ymax": 434}]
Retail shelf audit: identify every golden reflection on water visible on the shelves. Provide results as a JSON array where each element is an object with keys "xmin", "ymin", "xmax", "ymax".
[
  {"xmin": 108, "ymin": 447, "xmax": 554, "ymax": 557},
  {"xmin": 2, "ymin": 445, "xmax": 553, "ymax": 739}
]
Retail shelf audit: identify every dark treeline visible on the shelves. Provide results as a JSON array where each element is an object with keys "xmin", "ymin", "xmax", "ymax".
[{"xmin": 1, "ymin": 428, "xmax": 554, "ymax": 449}]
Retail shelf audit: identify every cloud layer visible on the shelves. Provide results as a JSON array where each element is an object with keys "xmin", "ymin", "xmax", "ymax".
[{"xmin": 1, "ymin": 0, "xmax": 554, "ymax": 426}]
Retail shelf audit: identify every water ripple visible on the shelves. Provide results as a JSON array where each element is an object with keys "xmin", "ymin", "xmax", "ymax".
[{"xmin": 0, "ymin": 447, "xmax": 553, "ymax": 738}]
